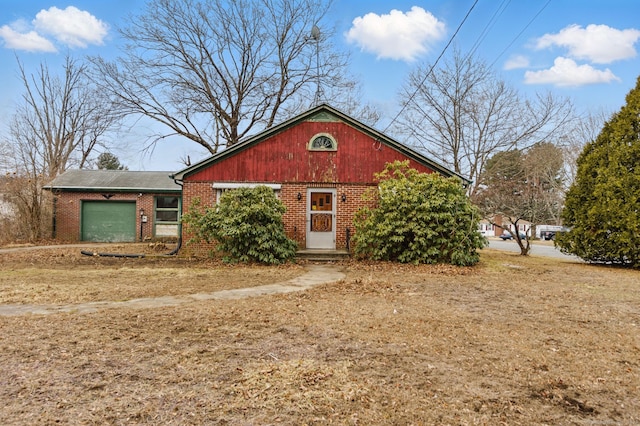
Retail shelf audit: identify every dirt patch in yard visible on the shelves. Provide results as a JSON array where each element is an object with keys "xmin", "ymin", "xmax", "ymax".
[{"xmin": 0, "ymin": 246, "xmax": 639, "ymax": 424}]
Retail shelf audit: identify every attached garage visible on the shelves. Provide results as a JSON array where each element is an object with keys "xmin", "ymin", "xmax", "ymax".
[
  {"xmin": 81, "ymin": 201, "xmax": 137, "ymax": 242},
  {"xmin": 44, "ymin": 170, "xmax": 182, "ymax": 243}
]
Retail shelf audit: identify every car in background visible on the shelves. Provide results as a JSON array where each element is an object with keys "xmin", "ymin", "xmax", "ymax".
[
  {"xmin": 500, "ymin": 231, "xmax": 527, "ymax": 240},
  {"xmin": 540, "ymin": 230, "xmax": 557, "ymax": 240},
  {"xmin": 540, "ymin": 227, "xmax": 570, "ymax": 241}
]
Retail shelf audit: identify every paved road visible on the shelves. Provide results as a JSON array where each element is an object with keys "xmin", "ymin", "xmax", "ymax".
[{"xmin": 486, "ymin": 238, "xmax": 582, "ymax": 261}]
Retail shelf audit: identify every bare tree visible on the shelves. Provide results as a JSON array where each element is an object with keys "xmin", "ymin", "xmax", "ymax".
[
  {"xmin": 474, "ymin": 143, "xmax": 566, "ymax": 255},
  {"xmin": 558, "ymin": 108, "xmax": 611, "ymax": 190},
  {"xmin": 90, "ymin": 0, "xmax": 361, "ymax": 155},
  {"xmin": 2, "ymin": 55, "xmax": 119, "ymax": 240},
  {"xmin": 394, "ymin": 49, "xmax": 575, "ymax": 195}
]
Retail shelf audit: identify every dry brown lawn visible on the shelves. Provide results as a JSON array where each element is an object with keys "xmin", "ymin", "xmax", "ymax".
[{"xmin": 0, "ymin": 244, "xmax": 639, "ymax": 425}]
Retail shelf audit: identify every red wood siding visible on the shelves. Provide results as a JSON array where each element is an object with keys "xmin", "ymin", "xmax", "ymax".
[{"xmin": 185, "ymin": 120, "xmax": 434, "ymax": 183}]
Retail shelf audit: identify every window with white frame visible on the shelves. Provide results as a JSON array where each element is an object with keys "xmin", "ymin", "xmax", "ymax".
[
  {"xmin": 155, "ymin": 196, "xmax": 181, "ymax": 237},
  {"xmin": 212, "ymin": 183, "xmax": 282, "ymax": 203},
  {"xmin": 308, "ymin": 133, "xmax": 337, "ymax": 151}
]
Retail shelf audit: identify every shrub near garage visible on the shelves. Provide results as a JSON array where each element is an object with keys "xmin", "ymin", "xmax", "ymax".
[
  {"xmin": 352, "ymin": 161, "xmax": 487, "ymax": 266},
  {"xmin": 182, "ymin": 186, "xmax": 297, "ymax": 264}
]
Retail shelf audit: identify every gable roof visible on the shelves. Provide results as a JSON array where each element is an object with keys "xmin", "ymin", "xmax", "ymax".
[
  {"xmin": 44, "ymin": 170, "xmax": 181, "ymax": 193},
  {"xmin": 171, "ymin": 103, "xmax": 469, "ymax": 184}
]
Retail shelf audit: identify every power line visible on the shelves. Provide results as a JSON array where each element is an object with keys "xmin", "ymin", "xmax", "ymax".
[
  {"xmin": 382, "ymin": 0, "xmax": 480, "ymax": 133},
  {"xmin": 467, "ymin": 0, "xmax": 511, "ymax": 59},
  {"xmin": 400, "ymin": 0, "xmax": 513, "ymax": 145},
  {"xmin": 385, "ymin": 0, "xmax": 556, "ymax": 181},
  {"xmin": 384, "ymin": 0, "xmax": 552, "ymax": 136},
  {"xmin": 489, "ymin": 0, "xmax": 551, "ymax": 68}
]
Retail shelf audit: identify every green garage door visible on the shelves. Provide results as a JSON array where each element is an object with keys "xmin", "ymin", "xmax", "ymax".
[{"xmin": 81, "ymin": 201, "xmax": 136, "ymax": 242}]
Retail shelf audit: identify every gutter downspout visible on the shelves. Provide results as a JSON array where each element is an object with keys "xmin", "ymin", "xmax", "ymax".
[
  {"xmin": 52, "ymin": 192, "xmax": 58, "ymax": 239},
  {"xmin": 168, "ymin": 175, "xmax": 184, "ymax": 256}
]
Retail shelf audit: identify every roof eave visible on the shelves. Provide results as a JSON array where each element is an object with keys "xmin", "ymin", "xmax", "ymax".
[
  {"xmin": 44, "ymin": 187, "xmax": 181, "ymax": 193},
  {"xmin": 171, "ymin": 103, "xmax": 471, "ymax": 185}
]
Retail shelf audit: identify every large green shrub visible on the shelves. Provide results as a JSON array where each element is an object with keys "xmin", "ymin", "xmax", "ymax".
[
  {"xmin": 556, "ymin": 76, "xmax": 640, "ymax": 267},
  {"xmin": 182, "ymin": 186, "xmax": 297, "ymax": 264},
  {"xmin": 352, "ymin": 161, "xmax": 487, "ymax": 266}
]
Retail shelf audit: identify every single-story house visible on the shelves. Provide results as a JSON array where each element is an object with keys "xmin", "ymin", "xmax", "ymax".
[
  {"xmin": 45, "ymin": 170, "xmax": 181, "ymax": 242},
  {"xmin": 488, "ymin": 215, "xmax": 532, "ymax": 238},
  {"xmin": 477, "ymin": 220, "xmax": 496, "ymax": 237},
  {"xmin": 45, "ymin": 104, "xmax": 467, "ymax": 248},
  {"xmin": 172, "ymin": 103, "xmax": 466, "ymax": 252},
  {"xmin": 0, "ymin": 192, "xmax": 13, "ymax": 218}
]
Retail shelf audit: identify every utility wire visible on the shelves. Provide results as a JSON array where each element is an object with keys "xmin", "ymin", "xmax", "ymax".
[
  {"xmin": 467, "ymin": 0, "xmax": 511, "ymax": 60},
  {"xmin": 385, "ymin": 0, "xmax": 552, "ymax": 135},
  {"xmin": 382, "ymin": 0, "xmax": 480, "ymax": 133},
  {"xmin": 489, "ymin": 0, "xmax": 551, "ymax": 68},
  {"xmin": 405, "ymin": 0, "xmax": 512, "ymax": 134},
  {"xmin": 402, "ymin": 0, "xmax": 512, "ymax": 147},
  {"xmin": 386, "ymin": 0, "xmax": 555, "ymax": 183}
]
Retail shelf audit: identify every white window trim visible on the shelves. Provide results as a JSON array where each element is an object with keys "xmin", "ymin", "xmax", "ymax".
[
  {"xmin": 212, "ymin": 183, "xmax": 282, "ymax": 190},
  {"xmin": 212, "ymin": 183, "xmax": 282, "ymax": 203},
  {"xmin": 308, "ymin": 133, "xmax": 337, "ymax": 151}
]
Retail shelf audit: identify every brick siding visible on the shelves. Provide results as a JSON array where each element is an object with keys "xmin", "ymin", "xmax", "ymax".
[
  {"xmin": 51, "ymin": 191, "xmax": 179, "ymax": 242},
  {"xmin": 180, "ymin": 181, "xmax": 376, "ymax": 256}
]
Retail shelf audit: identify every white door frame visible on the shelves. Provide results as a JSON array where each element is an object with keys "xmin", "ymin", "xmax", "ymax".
[{"xmin": 306, "ymin": 188, "xmax": 336, "ymax": 249}]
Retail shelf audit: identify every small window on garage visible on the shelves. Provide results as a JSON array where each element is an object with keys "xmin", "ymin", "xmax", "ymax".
[{"xmin": 155, "ymin": 196, "xmax": 181, "ymax": 237}]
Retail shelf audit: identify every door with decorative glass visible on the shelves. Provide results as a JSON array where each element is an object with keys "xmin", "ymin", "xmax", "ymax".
[{"xmin": 306, "ymin": 189, "xmax": 336, "ymax": 249}]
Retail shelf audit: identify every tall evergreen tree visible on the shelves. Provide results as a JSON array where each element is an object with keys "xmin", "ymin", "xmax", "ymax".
[
  {"xmin": 556, "ymin": 76, "xmax": 640, "ymax": 266},
  {"xmin": 96, "ymin": 152, "xmax": 127, "ymax": 170}
]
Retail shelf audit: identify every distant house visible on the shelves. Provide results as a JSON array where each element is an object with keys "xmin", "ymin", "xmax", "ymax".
[
  {"xmin": 44, "ymin": 170, "xmax": 181, "ymax": 242},
  {"xmin": 477, "ymin": 220, "xmax": 495, "ymax": 237},
  {"xmin": 492, "ymin": 215, "xmax": 532, "ymax": 238},
  {"xmin": 0, "ymin": 176, "xmax": 16, "ymax": 220},
  {"xmin": 172, "ymin": 104, "xmax": 467, "ymax": 251},
  {"xmin": 0, "ymin": 193, "xmax": 12, "ymax": 218},
  {"xmin": 45, "ymin": 104, "xmax": 467, "ymax": 247}
]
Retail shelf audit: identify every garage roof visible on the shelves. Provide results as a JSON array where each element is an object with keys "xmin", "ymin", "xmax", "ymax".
[{"xmin": 44, "ymin": 170, "xmax": 181, "ymax": 193}]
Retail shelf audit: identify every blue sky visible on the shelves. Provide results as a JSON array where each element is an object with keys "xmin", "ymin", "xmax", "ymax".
[{"xmin": 1, "ymin": 0, "xmax": 639, "ymax": 171}]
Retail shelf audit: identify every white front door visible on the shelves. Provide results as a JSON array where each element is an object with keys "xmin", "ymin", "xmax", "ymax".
[{"xmin": 306, "ymin": 189, "xmax": 336, "ymax": 249}]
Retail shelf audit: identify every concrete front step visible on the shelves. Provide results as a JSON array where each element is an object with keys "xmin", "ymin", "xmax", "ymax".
[{"xmin": 296, "ymin": 249, "xmax": 350, "ymax": 262}]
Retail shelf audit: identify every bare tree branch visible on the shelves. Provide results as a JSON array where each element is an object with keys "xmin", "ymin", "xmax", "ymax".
[
  {"xmin": 4, "ymin": 55, "xmax": 119, "ymax": 240},
  {"xmin": 559, "ymin": 108, "xmax": 611, "ymax": 190},
  {"xmin": 90, "ymin": 0, "xmax": 364, "ymax": 155},
  {"xmin": 474, "ymin": 143, "xmax": 566, "ymax": 255},
  {"xmin": 394, "ymin": 49, "xmax": 575, "ymax": 195}
]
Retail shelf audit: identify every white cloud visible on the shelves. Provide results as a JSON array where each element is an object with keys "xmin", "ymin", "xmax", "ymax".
[
  {"xmin": 524, "ymin": 57, "xmax": 620, "ymax": 87},
  {"xmin": 0, "ymin": 24, "xmax": 56, "ymax": 52},
  {"xmin": 535, "ymin": 24, "xmax": 640, "ymax": 64},
  {"xmin": 33, "ymin": 6, "xmax": 108, "ymax": 48},
  {"xmin": 503, "ymin": 55, "xmax": 530, "ymax": 70},
  {"xmin": 345, "ymin": 6, "xmax": 446, "ymax": 62},
  {"xmin": 0, "ymin": 6, "xmax": 107, "ymax": 52}
]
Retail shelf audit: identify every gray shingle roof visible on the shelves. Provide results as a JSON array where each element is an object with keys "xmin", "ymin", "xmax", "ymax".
[{"xmin": 45, "ymin": 170, "xmax": 181, "ymax": 192}]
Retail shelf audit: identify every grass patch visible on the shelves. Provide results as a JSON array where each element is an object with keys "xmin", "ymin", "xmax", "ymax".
[{"xmin": 0, "ymin": 246, "xmax": 638, "ymax": 424}]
